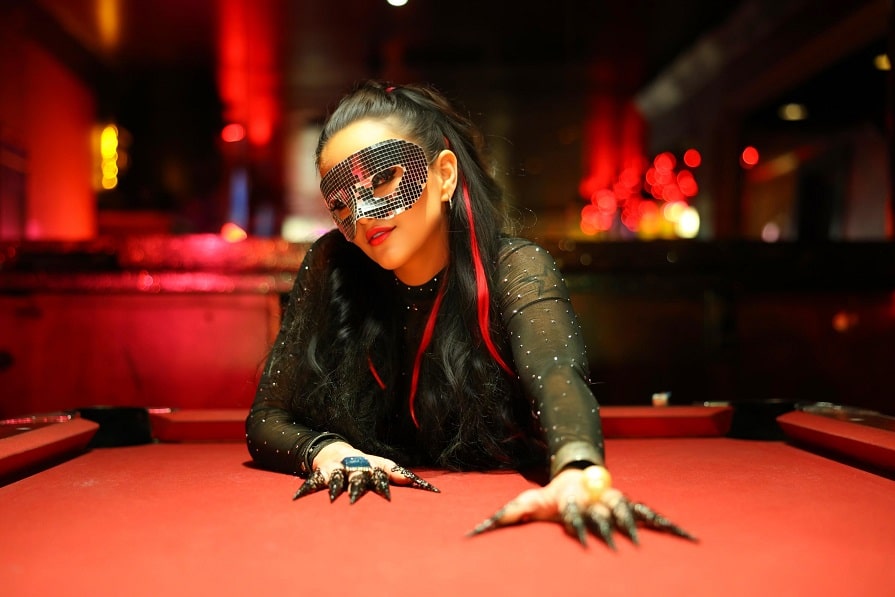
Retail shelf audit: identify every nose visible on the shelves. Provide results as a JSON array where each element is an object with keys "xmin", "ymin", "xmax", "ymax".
[{"xmin": 354, "ymin": 213, "xmax": 375, "ymax": 230}]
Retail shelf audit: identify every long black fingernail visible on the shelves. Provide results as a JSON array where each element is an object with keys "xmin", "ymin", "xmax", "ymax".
[
  {"xmin": 328, "ymin": 469, "xmax": 346, "ymax": 502},
  {"xmin": 393, "ymin": 465, "xmax": 441, "ymax": 493},
  {"xmin": 466, "ymin": 509, "xmax": 505, "ymax": 537},
  {"xmin": 372, "ymin": 469, "xmax": 391, "ymax": 501},
  {"xmin": 562, "ymin": 502, "xmax": 588, "ymax": 547},
  {"xmin": 585, "ymin": 505, "xmax": 617, "ymax": 551}
]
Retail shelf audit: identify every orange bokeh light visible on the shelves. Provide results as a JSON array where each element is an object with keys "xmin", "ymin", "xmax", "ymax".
[{"xmin": 221, "ymin": 222, "xmax": 248, "ymax": 242}]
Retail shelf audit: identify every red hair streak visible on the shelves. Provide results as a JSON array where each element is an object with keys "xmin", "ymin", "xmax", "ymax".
[
  {"xmin": 407, "ymin": 152, "xmax": 515, "ymax": 428},
  {"xmin": 367, "ymin": 356, "xmax": 386, "ymax": 390},
  {"xmin": 461, "ymin": 180, "xmax": 514, "ymax": 377},
  {"xmin": 408, "ymin": 278, "xmax": 447, "ymax": 428}
]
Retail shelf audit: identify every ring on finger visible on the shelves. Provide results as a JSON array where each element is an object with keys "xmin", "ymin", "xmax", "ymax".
[
  {"xmin": 341, "ymin": 456, "xmax": 373, "ymax": 474},
  {"xmin": 581, "ymin": 465, "xmax": 612, "ymax": 501}
]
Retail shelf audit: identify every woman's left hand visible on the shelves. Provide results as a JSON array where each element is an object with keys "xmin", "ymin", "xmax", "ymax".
[{"xmin": 467, "ymin": 466, "xmax": 697, "ymax": 550}]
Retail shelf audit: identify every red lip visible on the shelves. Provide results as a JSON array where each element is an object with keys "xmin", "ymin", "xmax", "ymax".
[{"xmin": 365, "ymin": 226, "xmax": 395, "ymax": 246}]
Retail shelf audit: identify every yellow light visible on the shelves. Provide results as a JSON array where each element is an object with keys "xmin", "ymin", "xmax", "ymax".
[
  {"xmin": 221, "ymin": 222, "xmax": 248, "ymax": 242},
  {"xmin": 101, "ymin": 161, "xmax": 119, "ymax": 177},
  {"xmin": 96, "ymin": 123, "xmax": 124, "ymax": 192},
  {"xmin": 777, "ymin": 103, "xmax": 807, "ymax": 121},
  {"xmin": 675, "ymin": 207, "xmax": 700, "ymax": 238},
  {"xmin": 663, "ymin": 200, "xmax": 687, "ymax": 222},
  {"xmin": 100, "ymin": 125, "xmax": 119, "ymax": 158},
  {"xmin": 638, "ymin": 210, "xmax": 661, "ymax": 239},
  {"xmin": 874, "ymin": 53, "xmax": 891, "ymax": 71}
]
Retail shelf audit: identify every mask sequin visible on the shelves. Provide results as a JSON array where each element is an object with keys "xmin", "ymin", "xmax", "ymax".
[{"xmin": 320, "ymin": 139, "xmax": 429, "ymax": 240}]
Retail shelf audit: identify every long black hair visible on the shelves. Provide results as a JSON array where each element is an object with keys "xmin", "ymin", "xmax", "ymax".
[{"xmin": 282, "ymin": 81, "xmax": 542, "ymax": 470}]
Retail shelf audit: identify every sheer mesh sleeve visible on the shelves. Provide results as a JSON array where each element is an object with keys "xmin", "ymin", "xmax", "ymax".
[
  {"xmin": 496, "ymin": 238, "xmax": 605, "ymax": 477},
  {"xmin": 245, "ymin": 241, "xmax": 346, "ymax": 476}
]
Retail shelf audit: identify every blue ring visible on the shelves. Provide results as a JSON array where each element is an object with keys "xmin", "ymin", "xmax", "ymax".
[{"xmin": 341, "ymin": 456, "xmax": 372, "ymax": 471}]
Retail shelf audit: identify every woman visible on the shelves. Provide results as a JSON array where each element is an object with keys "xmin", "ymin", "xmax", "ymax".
[{"xmin": 245, "ymin": 81, "xmax": 693, "ymax": 549}]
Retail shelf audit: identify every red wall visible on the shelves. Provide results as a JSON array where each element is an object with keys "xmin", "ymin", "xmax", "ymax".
[
  {"xmin": 0, "ymin": 13, "xmax": 97, "ymax": 242},
  {"xmin": 0, "ymin": 292, "xmax": 278, "ymax": 418},
  {"xmin": 24, "ymin": 41, "xmax": 97, "ymax": 239}
]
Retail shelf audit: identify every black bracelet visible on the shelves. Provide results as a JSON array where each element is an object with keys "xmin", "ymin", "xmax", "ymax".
[
  {"xmin": 561, "ymin": 460, "xmax": 598, "ymax": 471},
  {"xmin": 303, "ymin": 432, "xmax": 348, "ymax": 473}
]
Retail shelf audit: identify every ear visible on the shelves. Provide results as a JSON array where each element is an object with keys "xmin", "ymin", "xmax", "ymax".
[{"xmin": 432, "ymin": 149, "xmax": 458, "ymax": 203}]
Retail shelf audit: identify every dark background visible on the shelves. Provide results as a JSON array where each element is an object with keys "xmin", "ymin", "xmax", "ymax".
[{"xmin": 0, "ymin": 0, "xmax": 892, "ymax": 418}]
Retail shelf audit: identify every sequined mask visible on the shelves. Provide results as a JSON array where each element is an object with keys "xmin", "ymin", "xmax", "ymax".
[{"xmin": 320, "ymin": 139, "xmax": 430, "ymax": 241}]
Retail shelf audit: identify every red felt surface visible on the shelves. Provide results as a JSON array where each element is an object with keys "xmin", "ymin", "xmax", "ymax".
[
  {"xmin": 601, "ymin": 405, "xmax": 732, "ymax": 437},
  {"xmin": 147, "ymin": 405, "xmax": 734, "ymax": 443},
  {"xmin": 777, "ymin": 410, "xmax": 895, "ymax": 472},
  {"xmin": 2, "ymin": 438, "xmax": 894, "ymax": 597},
  {"xmin": 0, "ymin": 418, "xmax": 98, "ymax": 480},
  {"xmin": 150, "ymin": 409, "xmax": 246, "ymax": 442}
]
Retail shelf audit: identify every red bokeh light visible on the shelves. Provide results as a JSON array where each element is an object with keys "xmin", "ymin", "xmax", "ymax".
[
  {"xmin": 677, "ymin": 170, "xmax": 699, "ymax": 196},
  {"xmin": 221, "ymin": 123, "xmax": 246, "ymax": 143},
  {"xmin": 654, "ymin": 151, "xmax": 676, "ymax": 172},
  {"xmin": 578, "ymin": 143, "xmax": 702, "ymax": 235},
  {"xmin": 741, "ymin": 146, "xmax": 760, "ymax": 168}
]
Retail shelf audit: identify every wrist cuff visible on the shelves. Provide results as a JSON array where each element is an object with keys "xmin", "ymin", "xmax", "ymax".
[
  {"xmin": 303, "ymin": 432, "xmax": 348, "ymax": 474},
  {"xmin": 550, "ymin": 441, "xmax": 604, "ymax": 479}
]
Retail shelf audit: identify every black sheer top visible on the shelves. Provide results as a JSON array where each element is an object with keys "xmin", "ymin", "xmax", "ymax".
[{"xmin": 246, "ymin": 235, "xmax": 604, "ymax": 479}]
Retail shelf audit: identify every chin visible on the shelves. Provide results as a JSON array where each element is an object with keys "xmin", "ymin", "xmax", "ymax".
[{"xmin": 361, "ymin": 249, "xmax": 403, "ymax": 272}]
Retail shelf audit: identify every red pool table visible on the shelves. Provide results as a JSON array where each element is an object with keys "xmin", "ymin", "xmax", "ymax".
[{"xmin": 2, "ymin": 407, "xmax": 894, "ymax": 597}]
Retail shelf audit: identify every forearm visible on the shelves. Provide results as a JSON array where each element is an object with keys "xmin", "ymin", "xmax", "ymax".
[
  {"xmin": 245, "ymin": 404, "xmax": 347, "ymax": 476},
  {"xmin": 496, "ymin": 239, "xmax": 606, "ymax": 478},
  {"xmin": 527, "ymin": 363, "xmax": 606, "ymax": 477}
]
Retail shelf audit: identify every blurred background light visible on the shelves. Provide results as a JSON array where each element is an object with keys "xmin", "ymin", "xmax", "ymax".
[
  {"xmin": 741, "ymin": 146, "xmax": 760, "ymax": 169},
  {"xmin": 777, "ymin": 102, "xmax": 808, "ymax": 121}
]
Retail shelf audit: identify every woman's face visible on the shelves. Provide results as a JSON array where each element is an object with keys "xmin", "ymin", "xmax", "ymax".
[{"xmin": 318, "ymin": 119, "xmax": 456, "ymax": 285}]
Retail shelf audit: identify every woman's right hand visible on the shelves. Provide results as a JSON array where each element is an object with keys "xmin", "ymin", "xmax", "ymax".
[{"xmin": 293, "ymin": 441, "xmax": 440, "ymax": 503}]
